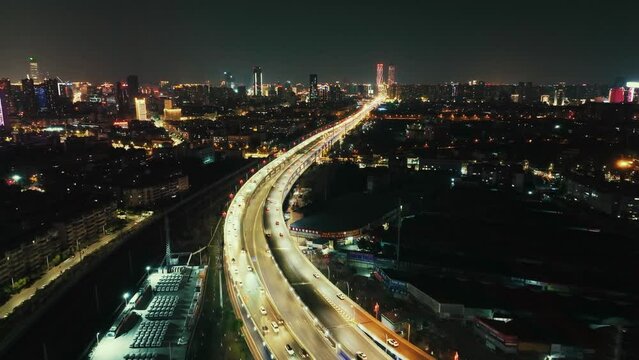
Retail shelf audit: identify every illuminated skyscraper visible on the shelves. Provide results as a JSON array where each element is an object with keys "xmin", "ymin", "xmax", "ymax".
[
  {"xmin": 253, "ymin": 66, "xmax": 263, "ymax": 96},
  {"xmin": 28, "ymin": 57, "xmax": 39, "ymax": 83},
  {"xmin": 608, "ymin": 87, "xmax": 625, "ymax": 103},
  {"xmin": 135, "ymin": 98, "xmax": 148, "ymax": 120},
  {"xmin": 376, "ymin": 63, "xmax": 384, "ymax": 87},
  {"xmin": 309, "ymin": 74, "xmax": 319, "ymax": 101},
  {"xmin": 0, "ymin": 79, "xmax": 10, "ymax": 126},
  {"xmin": 387, "ymin": 64, "xmax": 396, "ymax": 85}
]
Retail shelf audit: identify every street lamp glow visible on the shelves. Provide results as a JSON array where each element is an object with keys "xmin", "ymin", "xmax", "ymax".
[
  {"xmin": 123, "ymin": 292, "xmax": 130, "ymax": 300},
  {"xmin": 11, "ymin": 175, "xmax": 21, "ymax": 182}
]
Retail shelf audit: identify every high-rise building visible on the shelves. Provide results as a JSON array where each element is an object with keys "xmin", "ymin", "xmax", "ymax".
[
  {"xmin": 253, "ymin": 66, "xmax": 263, "ymax": 96},
  {"xmin": 387, "ymin": 64, "xmax": 396, "ymax": 86},
  {"xmin": 21, "ymin": 78, "xmax": 38, "ymax": 116},
  {"xmin": 134, "ymin": 98, "xmax": 148, "ymax": 120},
  {"xmin": 43, "ymin": 78, "xmax": 61, "ymax": 115},
  {"xmin": 0, "ymin": 90, "xmax": 5, "ymax": 127},
  {"xmin": 116, "ymin": 81, "xmax": 129, "ymax": 114},
  {"xmin": 553, "ymin": 82, "xmax": 566, "ymax": 106},
  {"xmin": 127, "ymin": 75, "xmax": 140, "ymax": 99},
  {"xmin": 0, "ymin": 79, "xmax": 11, "ymax": 126},
  {"xmin": 28, "ymin": 57, "xmax": 39, "ymax": 83},
  {"xmin": 376, "ymin": 63, "xmax": 384, "ymax": 87},
  {"xmin": 309, "ymin": 74, "xmax": 319, "ymax": 101},
  {"xmin": 608, "ymin": 87, "xmax": 626, "ymax": 103}
]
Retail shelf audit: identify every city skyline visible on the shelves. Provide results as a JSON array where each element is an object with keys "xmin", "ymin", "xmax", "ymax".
[{"xmin": 3, "ymin": 0, "xmax": 639, "ymax": 85}]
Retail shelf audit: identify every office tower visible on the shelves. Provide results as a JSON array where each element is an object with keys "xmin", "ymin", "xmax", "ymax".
[
  {"xmin": 253, "ymin": 66, "xmax": 263, "ymax": 96},
  {"xmin": 387, "ymin": 64, "xmax": 396, "ymax": 86},
  {"xmin": 376, "ymin": 63, "xmax": 384, "ymax": 87},
  {"xmin": 21, "ymin": 78, "xmax": 38, "ymax": 116},
  {"xmin": 116, "ymin": 81, "xmax": 129, "ymax": 114},
  {"xmin": 608, "ymin": 88, "xmax": 625, "ymax": 103},
  {"xmin": 43, "ymin": 78, "xmax": 61, "ymax": 115},
  {"xmin": 223, "ymin": 72, "xmax": 235, "ymax": 89},
  {"xmin": 309, "ymin": 74, "xmax": 319, "ymax": 101},
  {"xmin": 28, "ymin": 57, "xmax": 39, "ymax": 83},
  {"xmin": 127, "ymin": 75, "xmax": 140, "ymax": 99},
  {"xmin": 328, "ymin": 84, "xmax": 343, "ymax": 102},
  {"xmin": 134, "ymin": 98, "xmax": 148, "ymax": 120}
]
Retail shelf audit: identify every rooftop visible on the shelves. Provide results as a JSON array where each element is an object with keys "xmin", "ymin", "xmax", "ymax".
[{"xmin": 89, "ymin": 265, "xmax": 206, "ymax": 360}]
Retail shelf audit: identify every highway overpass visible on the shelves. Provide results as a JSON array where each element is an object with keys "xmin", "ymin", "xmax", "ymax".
[{"xmin": 224, "ymin": 96, "xmax": 435, "ymax": 359}]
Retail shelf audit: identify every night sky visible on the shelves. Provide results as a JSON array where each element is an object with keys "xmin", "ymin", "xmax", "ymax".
[{"xmin": 3, "ymin": 0, "xmax": 639, "ymax": 85}]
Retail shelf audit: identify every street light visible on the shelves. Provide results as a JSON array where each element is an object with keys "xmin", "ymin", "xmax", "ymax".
[
  {"xmin": 146, "ymin": 266, "xmax": 151, "ymax": 276},
  {"xmin": 122, "ymin": 292, "xmax": 130, "ymax": 308}
]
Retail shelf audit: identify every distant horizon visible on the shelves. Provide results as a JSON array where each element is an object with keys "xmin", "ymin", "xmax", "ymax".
[{"xmin": 1, "ymin": 63, "xmax": 633, "ymax": 88}]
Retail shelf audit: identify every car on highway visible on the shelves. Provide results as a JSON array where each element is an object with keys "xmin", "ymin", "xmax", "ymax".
[
  {"xmin": 271, "ymin": 321, "xmax": 280, "ymax": 333},
  {"xmin": 300, "ymin": 348, "xmax": 310, "ymax": 358},
  {"xmin": 231, "ymin": 257, "xmax": 235, "ymax": 263},
  {"xmin": 260, "ymin": 306, "xmax": 267, "ymax": 315},
  {"xmin": 247, "ymin": 265, "xmax": 253, "ymax": 272},
  {"xmin": 336, "ymin": 293, "xmax": 346, "ymax": 300},
  {"xmin": 238, "ymin": 280, "xmax": 243, "ymax": 287},
  {"xmin": 285, "ymin": 344, "xmax": 295, "ymax": 356},
  {"xmin": 387, "ymin": 338, "xmax": 399, "ymax": 347},
  {"xmin": 313, "ymin": 273, "xmax": 320, "ymax": 279},
  {"xmin": 279, "ymin": 233, "xmax": 284, "ymax": 237},
  {"xmin": 275, "ymin": 221, "xmax": 280, "ymax": 225},
  {"xmin": 356, "ymin": 352, "xmax": 367, "ymax": 359},
  {"xmin": 241, "ymin": 248, "xmax": 246, "ymax": 254},
  {"xmin": 261, "ymin": 325, "xmax": 269, "ymax": 334}
]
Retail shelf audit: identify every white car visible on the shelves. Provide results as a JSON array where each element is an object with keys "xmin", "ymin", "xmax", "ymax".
[
  {"xmin": 313, "ymin": 273, "xmax": 320, "ymax": 279},
  {"xmin": 247, "ymin": 265, "xmax": 253, "ymax": 272},
  {"xmin": 285, "ymin": 344, "xmax": 295, "ymax": 356},
  {"xmin": 387, "ymin": 338, "xmax": 399, "ymax": 347},
  {"xmin": 356, "ymin": 352, "xmax": 368, "ymax": 360},
  {"xmin": 260, "ymin": 306, "xmax": 267, "ymax": 315},
  {"xmin": 336, "ymin": 293, "xmax": 346, "ymax": 300},
  {"xmin": 271, "ymin": 321, "xmax": 280, "ymax": 333}
]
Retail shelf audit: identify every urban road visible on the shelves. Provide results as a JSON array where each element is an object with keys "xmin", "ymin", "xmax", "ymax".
[{"xmin": 224, "ymin": 95, "xmax": 434, "ymax": 360}]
